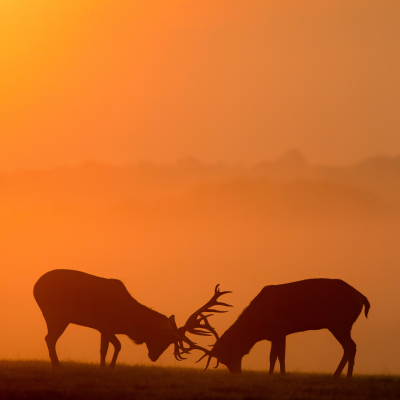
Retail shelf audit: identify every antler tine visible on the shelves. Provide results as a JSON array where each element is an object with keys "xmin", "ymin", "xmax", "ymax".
[
  {"xmin": 174, "ymin": 340, "xmax": 189, "ymax": 361},
  {"xmin": 215, "ymin": 302, "xmax": 233, "ymax": 307},
  {"xmin": 188, "ymin": 329, "xmax": 212, "ymax": 336},
  {"xmin": 188, "ymin": 313, "xmax": 220, "ymax": 341},
  {"xmin": 204, "ymin": 355, "xmax": 212, "ymax": 371},
  {"xmin": 215, "ymin": 284, "xmax": 232, "ymax": 295},
  {"xmin": 174, "ymin": 352, "xmax": 187, "ymax": 361},
  {"xmin": 194, "ymin": 353, "xmax": 213, "ymax": 371},
  {"xmin": 198, "ymin": 313, "xmax": 214, "ymax": 320},
  {"xmin": 195, "ymin": 353, "xmax": 209, "ymax": 364}
]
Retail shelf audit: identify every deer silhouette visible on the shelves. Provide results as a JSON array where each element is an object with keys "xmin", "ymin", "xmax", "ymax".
[
  {"xmin": 198, "ymin": 279, "xmax": 370, "ymax": 378},
  {"xmin": 34, "ymin": 269, "xmax": 231, "ymax": 367}
]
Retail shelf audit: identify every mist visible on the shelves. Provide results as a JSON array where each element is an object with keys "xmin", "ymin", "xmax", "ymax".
[
  {"xmin": 1, "ymin": 153, "xmax": 400, "ymax": 373},
  {"xmin": 1, "ymin": 0, "xmax": 400, "ymax": 376}
]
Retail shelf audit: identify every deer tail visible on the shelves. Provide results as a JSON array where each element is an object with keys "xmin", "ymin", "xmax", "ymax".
[{"xmin": 363, "ymin": 296, "xmax": 370, "ymax": 318}]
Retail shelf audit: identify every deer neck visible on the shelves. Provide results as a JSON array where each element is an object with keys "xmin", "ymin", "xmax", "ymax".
[
  {"xmin": 126, "ymin": 302, "xmax": 168, "ymax": 344},
  {"xmin": 215, "ymin": 320, "xmax": 259, "ymax": 361}
]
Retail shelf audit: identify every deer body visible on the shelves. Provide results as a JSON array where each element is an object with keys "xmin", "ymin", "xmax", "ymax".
[
  {"xmin": 34, "ymin": 269, "xmax": 231, "ymax": 368},
  {"xmin": 211, "ymin": 279, "xmax": 370, "ymax": 378},
  {"xmin": 34, "ymin": 269, "xmax": 176, "ymax": 367}
]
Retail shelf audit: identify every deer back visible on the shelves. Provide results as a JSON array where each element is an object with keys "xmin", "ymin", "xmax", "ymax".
[{"xmin": 34, "ymin": 269, "xmax": 161, "ymax": 335}]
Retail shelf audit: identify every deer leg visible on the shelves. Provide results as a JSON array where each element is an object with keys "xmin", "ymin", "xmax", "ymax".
[
  {"xmin": 44, "ymin": 319, "xmax": 69, "ymax": 368},
  {"xmin": 109, "ymin": 335, "xmax": 121, "ymax": 368},
  {"xmin": 346, "ymin": 337, "xmax": 357, "ymax": 378},
  {"xmin": 100, "ymin": 333, "xmax": 110, "ymax": 368},
  {"xmin": 330, "ymin": 329, "xmax": 355, "ymax": 378},
  {"xmin": 276, "ymin": 336, "xmax": 286, "ymax": 375},
  {"xmin": 269, "ymin": 340, "xmax": 279, "ymax": 375}
]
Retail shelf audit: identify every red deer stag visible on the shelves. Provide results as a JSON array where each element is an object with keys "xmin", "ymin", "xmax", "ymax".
[
  {"xmin": 34, "ymin": 269, "xmax": 231, "ymax": 367},
  {"xmin": 198, "ymin": 279, "xmax": 370, "ymax": 378}
]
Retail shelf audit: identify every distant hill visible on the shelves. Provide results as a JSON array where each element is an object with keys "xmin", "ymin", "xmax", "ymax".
[
  {"xmin": 0, "ymin": 152, "xmax": 399, "ymax": 219},
  {"xmin": 112, "ymin": 177, "xmax": 388, "ymax": 222},
  {"xmin": 0, "ymin": 160, "xmax": 245, "ymax": 208}
]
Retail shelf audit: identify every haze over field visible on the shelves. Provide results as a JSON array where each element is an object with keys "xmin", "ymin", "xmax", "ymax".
[
  {"xmin": 1, "ymin": 0, "xmax": 400, "ymax": 375},
  {"xmin": 1, "ymin": 153, "xmax": 400, "ymax": 373}
]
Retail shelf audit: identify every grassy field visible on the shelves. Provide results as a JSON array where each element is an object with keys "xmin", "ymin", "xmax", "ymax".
[{"xmin": 0, "ymin": 361, "xmax": 399, "ymax": 400}]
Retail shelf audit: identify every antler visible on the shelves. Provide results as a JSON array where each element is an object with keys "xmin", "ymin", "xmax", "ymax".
[
  {"xmin": 195, "ymin": 352, "xmax": 219, "ymax": 370},
  {"xmin": 173, "ymin": 336, "xmax": 219, "ymax": 370},
  {"xmin": 178, "ymin": 284, "xmax": 232, "ymax": 341},
  {"xmin": 173, "ymin": 337, "xmax": 208, "ymax": 362},
  {"xmin": 170, "ymin": 284, "xmax": 232, "ymax": 368},
  {"xmin": 167, "ymin": 315, "xmax": 213, "ymax": 362}
]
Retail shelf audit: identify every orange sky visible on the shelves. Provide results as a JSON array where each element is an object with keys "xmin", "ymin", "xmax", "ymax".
[
  {"xmin": 1, "ymin": 0, "xmax": 400, "ymax": 171},
  {"xmin": 2, "ymin": 3, "xmax": 400, "ymax": 372}
]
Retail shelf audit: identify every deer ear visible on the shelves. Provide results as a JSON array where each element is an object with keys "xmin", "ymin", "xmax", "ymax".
[{"xmin": 169, "ymin": 315, "xmax": 178, "ymax": 329}]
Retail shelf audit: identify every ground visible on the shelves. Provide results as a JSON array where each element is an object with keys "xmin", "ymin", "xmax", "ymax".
[{"xmin": 0, "ymin": 360, "xmax": 399, "ymax": 400}]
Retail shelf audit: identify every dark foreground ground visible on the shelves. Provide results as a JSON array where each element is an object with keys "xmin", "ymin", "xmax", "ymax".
[{"xmin": 0, "ymin": 360, "xmax": 399, "ymax": 400}]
